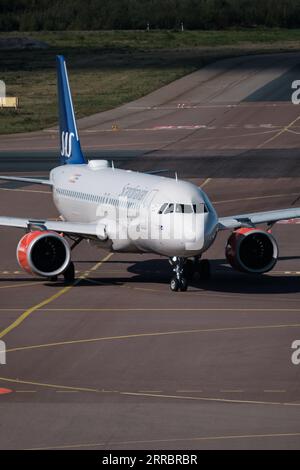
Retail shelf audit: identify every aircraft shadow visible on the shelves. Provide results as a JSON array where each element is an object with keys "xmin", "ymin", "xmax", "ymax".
[
  {"xmin": 129, "ymin": 258, "xmax": 300, "ymax": 295},
  {"xmin": 45, "ymin": 257, "xmax": 300, "ymax": 295},
  {"xmin": 0, "ymin": 277, "xmax": 44, "ymax": 283}
]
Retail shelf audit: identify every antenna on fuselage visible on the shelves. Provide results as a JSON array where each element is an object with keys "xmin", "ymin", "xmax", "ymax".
[
  {"xmin": 111, "ymin": 160, "xmax": 115, "ymax": 170},
  {"xmin": 175, "ymin": 172, "xmax": 178, "ymax": 182}
]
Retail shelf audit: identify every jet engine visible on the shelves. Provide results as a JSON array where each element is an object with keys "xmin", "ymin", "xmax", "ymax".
[
  {"xmin": 17, "ymin": 231, "xmax": 71, "ymax": 277},
  {"xmin": 225, "ymin": 228, "xmax": 278, "ymax": 274}
]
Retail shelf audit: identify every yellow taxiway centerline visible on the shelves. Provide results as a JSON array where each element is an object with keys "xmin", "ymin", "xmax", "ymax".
[
  {"xmin": 257, "ymin": 115, "xmax": 300, "ymax": 149},
  {"xmin": 5, "ymin": 322, "xmax": 300, "ymax": 353},
  {"xmin": 0, "ymin": 374, "xmax": 299, "ymax": 409},
  {"xmin": 0, "ymin": 252, "xmax": 113, "ymax": 340},
  {"xmin": 26, "ymin": 432, "xmax": 300, "ymax": 450}
]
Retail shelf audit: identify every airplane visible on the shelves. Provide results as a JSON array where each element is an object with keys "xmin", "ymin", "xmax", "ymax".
[{"xmin": 0, "ymin": 55, "xmax": 300, "ymax": 292}]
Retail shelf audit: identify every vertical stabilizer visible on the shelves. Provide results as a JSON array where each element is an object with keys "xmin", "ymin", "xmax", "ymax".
[{"xmin": 56, "ymin": 55, "xmax": 86, "ymax": 165}]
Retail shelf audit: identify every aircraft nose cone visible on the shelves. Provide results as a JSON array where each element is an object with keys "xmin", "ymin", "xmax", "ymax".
[
  {"xmin": 184, "ymin": 227, "xmax": 205, "ymax": 252},
  {"xmin": 184, "ymin": 229, "xmax": 197, "ymax": 242}
]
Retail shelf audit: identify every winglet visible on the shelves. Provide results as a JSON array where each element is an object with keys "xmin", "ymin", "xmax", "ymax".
[{"xmin": 56, "ymin": 55, "xmax": 86, "ymax": 165}]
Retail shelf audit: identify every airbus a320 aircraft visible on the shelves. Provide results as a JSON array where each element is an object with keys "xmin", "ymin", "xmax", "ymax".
[{"xmin": 1, "ymin": 56, "xmax": 300, "ymax": 292}]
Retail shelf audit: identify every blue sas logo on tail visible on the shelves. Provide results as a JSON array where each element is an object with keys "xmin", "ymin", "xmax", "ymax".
[
  {"xmin": 56, "ymin": 55, "xmax": 86, "ymax": 165},
  {"xmin": 61, "ymin": 131, "xmax": 75, "ymax": 158}
]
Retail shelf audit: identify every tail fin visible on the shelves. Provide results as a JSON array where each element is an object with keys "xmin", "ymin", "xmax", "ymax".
[{"xmin": 56, "ymin": 55, "xmax": 86, "ymax": 165}]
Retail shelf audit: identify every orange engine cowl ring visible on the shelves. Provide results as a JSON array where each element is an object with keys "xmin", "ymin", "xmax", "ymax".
[
  {"xmin": 225, "ymin": 228, "xmax": 278, "ymax": 274},
  {"xmin": 17, "ymin": 230, "xmax": 71, "ymax": 277}
]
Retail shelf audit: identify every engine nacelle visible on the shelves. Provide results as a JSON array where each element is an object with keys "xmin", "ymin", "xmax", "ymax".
[
  {"xmin": 225, "ymin": 228, "xmax": 278, "ymax": 274},
  {"xmin": 17, "ymin": 231, "xmax": 71, "ymax": 277}
]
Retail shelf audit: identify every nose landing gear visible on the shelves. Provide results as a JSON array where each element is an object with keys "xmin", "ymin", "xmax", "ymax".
[
  {"xmin": 169, "ymin": 257, "xmax": 188, "ymax": 292},
  {"xmin": 169, "ymin": 257, "xmax": 211, "ymax": 292}
]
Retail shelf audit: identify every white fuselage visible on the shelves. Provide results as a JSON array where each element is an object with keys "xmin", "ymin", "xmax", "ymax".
[{"xmin": 50, "ymin": 161, "xmax": 218, "ymax": 257}]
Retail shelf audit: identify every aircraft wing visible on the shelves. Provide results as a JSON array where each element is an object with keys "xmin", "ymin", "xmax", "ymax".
[
  {"xmin": 0, "ymin": 175, "xmax": 52, "ymax": 186},
  {"xmin": 0, "ymin": 216, "xmax": 107, "ymax": 239},
  {"xmin": 218, "ymin": 207, "xmax": 300, "ymax": 230}
]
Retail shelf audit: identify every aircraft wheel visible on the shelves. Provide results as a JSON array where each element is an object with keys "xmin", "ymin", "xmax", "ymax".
[
  {"xmin": 170, "ymin": 277, "xmax": 180, "ymax": 292},
  {"xmin": 63, "ymin": 261, "xmax": 75, "ymax": 284},
  {"xmin": 179, "ymin": 277, "xmax": 188, "ymax": 292}
]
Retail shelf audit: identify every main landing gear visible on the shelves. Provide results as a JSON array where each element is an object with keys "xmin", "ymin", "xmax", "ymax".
[
  {"xmin": 61, "ymin": 235, "xmax": 82, "ymax": 284},
  {"xmin": 63, "ymin": 261, "xmax": 75, "ymax": 284},
  {"xmin": 47, "ymin": 261, "xmax": 75, "ymax": 284},
  {"xmin": 169, "ymin": 257, "xmax": 211, "ymax": 292}
]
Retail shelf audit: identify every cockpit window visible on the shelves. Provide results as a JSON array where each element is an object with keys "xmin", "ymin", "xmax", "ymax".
[
  {"xmin": 158, "ymin": 203, "xmax": 209, "ymax": 214},
  {"xmin": 164, "ymin": 203, "xmax": 175, "ymax": 214},
  {"xmin": 193, "ymin": 203, "xmax": 209, "ymax": 214},
  {"xmin": 175, "ymin": 204, "xmax": 194, "ymax": 213},
  {"xmin": 158, "ymin": 203, "xmax": 168, "ymax": 214}
]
